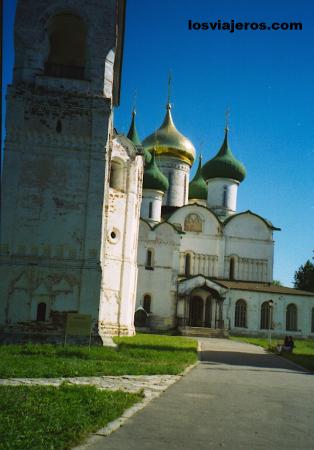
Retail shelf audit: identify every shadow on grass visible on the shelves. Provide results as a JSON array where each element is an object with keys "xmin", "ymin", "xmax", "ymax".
[
  {"xmin": 200, "ymin": 350, "xmax": 314, "ymax": 374},
  {"xmin": 4, "ymin": 343, "xmax": 197, "ymax": 362},
  {"xmin": 283, "ymin": 353, "xmax": 314, "ymax": 372},
  {"xmin": 14, "ymin": 346, "xmax": 116, "ymax": 360},
  {"xmin": 117, "ymin": 343, "xmax": 197, "ymax": 354}
]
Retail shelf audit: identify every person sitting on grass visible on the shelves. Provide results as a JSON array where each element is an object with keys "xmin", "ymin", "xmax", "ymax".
[
  {"xmin": 276, "ymin": 336, "xmax": 295, "ymax": 355},
  {"xmin": 284, "ymin": 336, "xmax": 295, "ymax": 353}
]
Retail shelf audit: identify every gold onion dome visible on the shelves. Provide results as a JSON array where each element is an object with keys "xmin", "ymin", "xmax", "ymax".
[{"xmin": 142, "ymin": 104, "xmax": 196, "ymax": 166}]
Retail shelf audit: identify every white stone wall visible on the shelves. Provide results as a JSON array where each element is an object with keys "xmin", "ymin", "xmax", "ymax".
[
  {"xmin": 157, "ymin": 158, "xmax": 190, "ymax": 207},
  {"xmin": 168, "ymin": 204, "xmax": 222, "ymax": 278},
  {"xmin": 224, "ymin": 213, "xmax": 274, "ymax": 282},
  {"xmin": 136, "ymin": 197, "xmax": 311, "ymax": 337},
  {"xmin": 141, "ymin": 190, "xmax": 164, "ymax": 223},
  {"xmin": 225, "ymin": 289, "xmax": 314, "ymax": 338},
  {"xmin": 166, "ymin": 205, "xmax": 274, "ymax": 282},
  {"xmin": 136, "ymin": 221, "xmax": 181, "ymax": 329},
  {"xmin": 99, "ymin": 136, "xmax": 143, "ymax": 337},
  {"xmin": 207, "ymin": 178, "xmax": 239, "ymax": 216}
]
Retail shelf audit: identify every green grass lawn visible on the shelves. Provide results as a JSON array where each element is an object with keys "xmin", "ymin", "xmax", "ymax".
[
  {"xmin": 0, "ymin": 334, "xmax": 197, "ymax": 378},
  {"xmin": 231, "ymin": 336, "xmax": 314, "ymax": 371},
  {"xmin": 0, "ymin": 384, "xmax": 142, "ymax": 450}
]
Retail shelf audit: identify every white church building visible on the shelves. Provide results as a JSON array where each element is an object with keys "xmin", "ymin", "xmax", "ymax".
[
  {"xmin": 1, "ymin": 0, "xmax": 314, "ymax": 343},
  {"xmin": 132, "ymin": 103, "xmax": 314, "ymax": 338}
]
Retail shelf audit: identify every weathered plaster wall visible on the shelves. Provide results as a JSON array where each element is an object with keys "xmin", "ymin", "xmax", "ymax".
[
  {"xmin": 99, "ymin": 137, "xmax": 143, "ymax": 337},
  {"xmin": 12, "ymin": 0, "xmax": 117, "ymax": 95},
  {"xmin": 225, "ymin": 290, "xmax": 314, "ymax": 338},
  {"xmin": 0, "ymin": 0, "xmax": 142, "ymax": 342}
]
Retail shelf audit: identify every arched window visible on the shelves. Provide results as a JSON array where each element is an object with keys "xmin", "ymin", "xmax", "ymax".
[
  {"xmin": 229, "ymin": 257, "xmax": 235, "ymax": 280},
  {"xmin": 56, "ymin": 119, "xmax": 62, "ymax": 133},
  {"xmin": 286, "ymin": 304, "xmax": 297, "ymax": 331},
  {"xmin": 185, "ymin": 253, "xmax": 191, "ymax": 276},
  {"xmin": 183, "ymin": 174, "xmax": 187, "ymax": 202},
  {"xmin": 109, "ymin": 159, "xmax": 125, "ymax": 191},
  {"xmin": 148, "ymin": 202, "xmax": 153, "ymax": 219},
  {"xmin": 235, "ymin": 299, "xmax": 247, "ymax": 328},
  {"xmin": 143, "ymin": 295, "xmax": 151, "ymax": 313},
  {"xmin": 223, "ymin": 186, "xmax": 228, "ymax": 207},
  {"xmin": 145, "ymin": 249, "xmax": 153, "ymax": 269},
  {"xmin": 36, "ymin": 302, "xmax": 47, "ymax": 321},
  {"xmin": 45, "ymin": 14, "xmax": 86, "ymax": 79},
  {"xmin": 260, "ymin": 301, "xmax": 273, "ymax": 329},
  {"xmin": 311, "ymin": 308, "xmax": 314, "ymax": 333},
  {"xmin": 167, "ymin": 173, "xmax": 173, "ymax": 205}
]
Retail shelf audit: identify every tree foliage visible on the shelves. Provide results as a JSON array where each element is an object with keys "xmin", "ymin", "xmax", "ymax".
[
  {"xmin": 272, "ymin": 280, "xmax": 282, "ymax": 286},
  {"xmin": 294, "ymin": 259, "xmax": 314, "ymax": 292}
]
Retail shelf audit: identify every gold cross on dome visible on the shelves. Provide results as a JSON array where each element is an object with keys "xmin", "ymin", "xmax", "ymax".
[
  {"xmin": 132, "ymin": 89, "xmax": 137, "ymax": 115},
  {"xmin": 167, "ymin": 71, "xmax": 172, "ymax": 106},
  {"xmin": 225, "ymin": 107, "xmax": 231, "ymax": 131}
]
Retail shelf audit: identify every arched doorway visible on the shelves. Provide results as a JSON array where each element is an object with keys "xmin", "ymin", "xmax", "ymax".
[
  {"xmin": 189, "ymin": 296, "xmax": 203, "ymax": 327},
  {"xmin": 134, "ymin": 308, "xmax": 147, "ymax": 327},
  {"xmin": 36, "ymin": 302, "xmax": 47, "ymax": 321}
]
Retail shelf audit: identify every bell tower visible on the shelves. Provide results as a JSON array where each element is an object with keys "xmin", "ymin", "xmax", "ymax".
[{"xmin": 0, "ymin": 0, "xmax": 141, "ymax": 342}]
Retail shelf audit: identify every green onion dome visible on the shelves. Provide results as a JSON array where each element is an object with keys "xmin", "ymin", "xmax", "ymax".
[
  {"xmin": 143, "ymin": 151, "xmax": 169, "ymax": 192},
  {"xmin": 127, "ymin": 110, "xmax": 152, "ymax": 163},
  {"xmin": 142, "ymin": 104, "xmax": 195, "ymax": 166},
  {"xmin": 189, "ymin": 156, "xmax": 208, "ymax": 200},
  {"xmin": 202, "ymin": 128, "xmax": 246, "ymax": 182}
]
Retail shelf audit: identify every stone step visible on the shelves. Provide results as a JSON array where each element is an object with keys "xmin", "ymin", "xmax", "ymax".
[{"xmin": 179, "ymin": 326, "xmax": 229, "ymax": 338}]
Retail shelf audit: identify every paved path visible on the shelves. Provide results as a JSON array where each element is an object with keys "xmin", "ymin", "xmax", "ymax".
[{"xmin": 80, "ymin": 338, "xmax": 314, "ymax": 450}]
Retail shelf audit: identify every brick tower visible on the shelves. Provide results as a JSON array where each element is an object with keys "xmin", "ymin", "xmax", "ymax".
[{"xmin": 0, "ymin": 0, "xmax": 143, "ymax": 342}]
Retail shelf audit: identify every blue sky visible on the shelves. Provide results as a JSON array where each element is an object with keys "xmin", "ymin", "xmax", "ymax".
[{"xmin": 2, "ymin": 0, "xmax": 314, "ymax": 285}]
